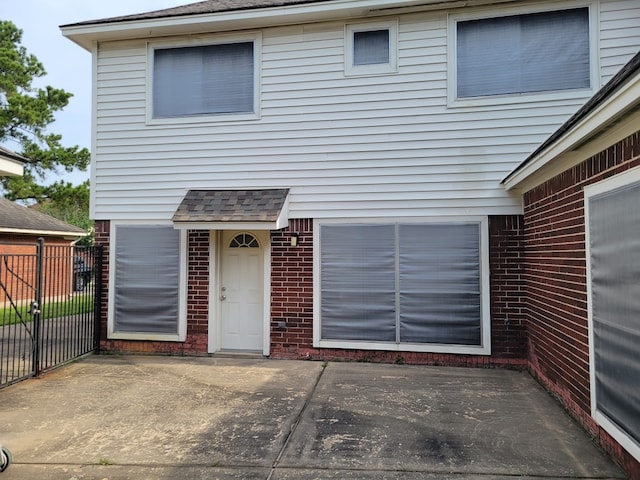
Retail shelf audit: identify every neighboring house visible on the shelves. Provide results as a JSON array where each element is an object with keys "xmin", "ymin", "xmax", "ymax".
[
  {"xmin": 503, "ymin": 50, "xmax": 640, "ymax": 478},
  {"xmin": 60, "ymin": 0, "xmax": 640, "ymax": 473},
  {"xmin": 0, "ymin": 198, "xmax": 87, "ymax": 303},
  {"xmin": 0, "ymin": 146, "xmax": 25, "ymax": 177}
]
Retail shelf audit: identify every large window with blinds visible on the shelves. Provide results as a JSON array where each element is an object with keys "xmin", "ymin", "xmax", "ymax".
[
  {"xmin": 109, "ymin": 225, "xmax": 186, "ymax": 341},
  {"xmin": 452, "ymin": 6, "xmax": 591, "ymax": 100},
  {"xmin": 586, "ymin": 168, "xmax": 640, "ymax": 462},
  {"xmin": 316, "ymin": 220, "xmax": 490, "ymax": 354},
  {"xmin": 151, "ymin": 35, "xmax": 258, "ymax": 120}
]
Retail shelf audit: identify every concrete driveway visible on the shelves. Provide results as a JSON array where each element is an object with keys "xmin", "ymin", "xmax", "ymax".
[{"xmin": 0, "ymin": 355, "xmax": 625, "ymax": 479}]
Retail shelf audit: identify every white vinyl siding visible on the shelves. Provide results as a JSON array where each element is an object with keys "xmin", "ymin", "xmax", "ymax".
[
  {"xmin": 91, "ymin": 0, "xmax": 640, "ymax": 222},
  {"xmin": 599, "ymin": 1, "xmax": 640, "ymax": 82}
]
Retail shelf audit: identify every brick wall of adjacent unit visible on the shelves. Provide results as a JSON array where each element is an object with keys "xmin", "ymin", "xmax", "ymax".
[
  {"xmin": 523, "ymin": 130, "xmax": 640, "ymax": 478},
  {"xmin": 269, "ymin": 215, "xmax": 527, "ymax": 367},
  {"xmin": 0, "ymin": 234, "xmax": 78, "ymax": 306}
]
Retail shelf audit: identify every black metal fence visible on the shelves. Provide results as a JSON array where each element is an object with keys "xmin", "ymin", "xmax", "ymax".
[{"xmin": 0, "ymin": 239, "xmax": 102, "ymax": 388}]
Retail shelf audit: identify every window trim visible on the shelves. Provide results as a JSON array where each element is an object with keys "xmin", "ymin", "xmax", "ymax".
[
  {"xmin": 585, "ymin": 165, "xmax": 640, "ymax": 462},
  {"xmin": 107, "ymin": 222, "xmax": 187, "ymax": 342},
  {"xmin": 447, "ymin": 1, "xmax": 598, "ymax": 107},
  {"xmin": 345, "ymin": 19, "xmax": 398, "ymax": 76},
  {"xmin": 146, "ymin": 32, "xmax": 262, "ymax": 124},
  {"xmin": 313, "ymin": 217, "xmax": 490, "ymax": 355}
]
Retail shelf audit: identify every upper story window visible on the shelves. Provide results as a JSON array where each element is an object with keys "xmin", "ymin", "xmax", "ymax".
[
  {"xmin": 345, "ymin": 20, "xmax": 397, "ymax": 76},
  {"xmin": 452, "ymin": 6, "xmax": 591, "ymax": 101},
  {"xmin": 150, "ymin": 34, "xmax": 260, "ymax": 121}
]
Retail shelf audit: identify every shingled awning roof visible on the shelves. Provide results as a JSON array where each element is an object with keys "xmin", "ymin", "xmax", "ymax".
[
  {"xmin": 0, "ymin": 198, "xmax": 87, "ymax": 238},
  {"xmin": 172, "ymin": 189, "xmax": 290, "ymax": 230}
]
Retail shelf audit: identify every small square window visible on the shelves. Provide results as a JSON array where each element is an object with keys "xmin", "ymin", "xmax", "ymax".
[
  {"xmin": 353, "ymin": 30, "xmax": 390, "ymax": 65},
  {"xmin": 345, "ymin": 20, "xmax": 397, "ymax": 76}
]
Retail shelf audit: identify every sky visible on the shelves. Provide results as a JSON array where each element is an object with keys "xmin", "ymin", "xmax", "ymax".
[{"xmin": 2, "ymin": 0, "xmax": 189, "ymax": 184}]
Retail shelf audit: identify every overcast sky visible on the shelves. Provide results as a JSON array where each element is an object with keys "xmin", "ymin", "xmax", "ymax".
[{"xmin": 3, "ymin": 0, "xmax": 188, "ymax": 184}]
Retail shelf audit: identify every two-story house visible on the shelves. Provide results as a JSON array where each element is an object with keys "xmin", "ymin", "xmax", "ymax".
[{"xmin": 61, "ymin": 0, "xmax": 640, "ymax": 473}]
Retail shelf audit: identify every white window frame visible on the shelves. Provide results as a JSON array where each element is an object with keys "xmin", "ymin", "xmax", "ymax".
[
  {"xmin": 585, "ymin": 165, "xmax": 640, "ymax": 462},
  {"xmin": 345, "ymin": 19, "xmax": 398, "ymax": 76},
  {"xmin": 313, "ymin": 217, "xmax": 491, "ymax": 355},
  {"xmin": 146, "ymin": 32, "xmax": 262, "ymax": 125},
  {"xmin": 447, "ymin": 1, "xmax": 598, "ymax": 107},
  {"xmin": 107, "ymin": 221, "xmax": 187, "ymax": 342}
]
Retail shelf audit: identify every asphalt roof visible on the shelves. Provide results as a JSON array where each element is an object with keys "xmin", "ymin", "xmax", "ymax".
[
  {"xmin": 172, "ymin": 189, "xmax": 290, "ymax": 224},
  {"xmin": 0, "ymin": 198, "xmax": 86, "ymax": 236},
  {"xmin": 62, "ymin": 0, "xmax": 337, "ymax": 27}
]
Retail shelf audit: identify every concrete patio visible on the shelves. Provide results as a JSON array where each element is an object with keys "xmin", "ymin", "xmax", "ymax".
[{"xmin": 0, "ymin": 355, "xmax": 626, "ymax": 479}]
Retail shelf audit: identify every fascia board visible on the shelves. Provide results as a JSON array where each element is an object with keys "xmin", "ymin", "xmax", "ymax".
[
  {"xmin": 0, "ymin": 157, "xmax": 24, "ymax": 176},
  {"xmin": 61, "ymin": 0, "xmax": 506, "ymax": 50},
  {"xmin": 0, "ymin": 227, "xmax": 87, "ymax": 238},
  {"xmin": 173, "ymin": 221, "xmax": 282, "ymax": 230}
]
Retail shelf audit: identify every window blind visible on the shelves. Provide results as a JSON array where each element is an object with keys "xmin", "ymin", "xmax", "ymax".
[
  {"xmin": 457, "ymin": 8, "xmax": 590, "ymax": 98},
  {"xmin": 589, "ymin": 181, "xmax": 640, "ymax": 446},
  {"xmin": 353, "ymin": 30, "xmax": 390, "ymax": 65},
  {"xmin": 399, "ymin": 224, "xmax": 481, "ymax": 345},
  {"xmin": 114, "ymin": 226, "xmax": 180, "ymax": 334},
  {"xmin": 321, "ymin": 224, "xmax": 397, "ymax": 342},
  {"xmin": 153, "ymin": 42, "xmax": 254, "ymax": 117}
]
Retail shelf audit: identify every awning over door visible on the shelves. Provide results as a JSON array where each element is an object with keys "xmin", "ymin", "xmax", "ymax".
[{"xmin": 172, "ymin": 189, "xmax": 290, "ymax": 230}]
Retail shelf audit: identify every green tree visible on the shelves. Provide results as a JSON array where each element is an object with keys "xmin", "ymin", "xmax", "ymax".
[{"xmin": 0, "ymin": 20, "xmax": 91, "ymax": 236}]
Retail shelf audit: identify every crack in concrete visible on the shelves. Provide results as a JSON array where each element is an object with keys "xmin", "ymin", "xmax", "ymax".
[{"xmin": 266, "ymin": 361, "xmax": 327, "ymax": 480}]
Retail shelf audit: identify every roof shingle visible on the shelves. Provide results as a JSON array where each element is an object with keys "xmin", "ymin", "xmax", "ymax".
[
  {"xmin": 0, "ymin": 198, "xmax": 86, "ymax": 236},
  {"xmin": 63, "ymin": 0, "xmax": 336, "ymax": 27},
  {"xmin": 172, "ymin": 189, "xmax": 289, "ymax": 223}
]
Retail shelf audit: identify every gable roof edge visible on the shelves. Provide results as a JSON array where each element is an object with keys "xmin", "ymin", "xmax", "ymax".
[{"xmin": 502, "ymin": 51, "xmax": 640, "ymax": 192}]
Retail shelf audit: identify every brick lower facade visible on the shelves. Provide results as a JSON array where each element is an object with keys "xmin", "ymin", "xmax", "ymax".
[
  {"xmin": 522, "ymin": 130, "xmax": 640, "ymax": 479},
  {"xmin": 94, "ymin": 215, "xmax": 527, "ymax": 365}
]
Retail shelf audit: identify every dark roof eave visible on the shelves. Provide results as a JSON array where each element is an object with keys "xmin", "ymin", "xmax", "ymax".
[{"xmin": 61, "ymin": 0, "xmax": 342, "ymax": 28}]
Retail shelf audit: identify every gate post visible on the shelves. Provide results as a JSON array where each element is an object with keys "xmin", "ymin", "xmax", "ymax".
[
  {"xmin": 93, "ymin": 246, "xmax": 103, "ymax": 354},
  {"xmin": 32, "ymin": 237, "xmax": 44, "ymax": 376}
]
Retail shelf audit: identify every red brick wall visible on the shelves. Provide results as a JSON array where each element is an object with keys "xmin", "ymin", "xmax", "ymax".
[
  {"xmin": 0, "ymin": 235, "xmax": 77, "ymax": 305},
  {"xmin": 523, "ymin": 130, "xmax": 640, "ymax": 478},
  {"xmin": 270, "ymin": 219, "xmax": 314, "ymax": 358},
  {"xmin": 185, "ymin": 230, "xmax": 210, "ymax": 352},
  {"xmin": 94, "ymin": 215, "xmax": 528, "ymax": 368},
  {"xmin": 489, "ymin": 215, "xmax": 527, "ymax": 363},
  {"xmin": 269, "ymin": 216, "xmax": 527, "ymax": 367}
]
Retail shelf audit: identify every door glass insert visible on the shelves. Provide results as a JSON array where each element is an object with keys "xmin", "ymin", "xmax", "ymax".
[{"xmin": 229, "ymin": 233, "xmax": 259, "ymax": 248}]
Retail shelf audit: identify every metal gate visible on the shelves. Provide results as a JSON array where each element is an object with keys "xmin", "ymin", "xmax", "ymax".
[{"xmin": 0, "ymin": 239, "xmax": 103, "ymax": 388}]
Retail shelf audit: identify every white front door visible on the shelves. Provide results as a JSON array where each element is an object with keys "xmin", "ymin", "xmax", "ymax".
[{"xmin": 220, "ymin": 231, "xmax": 265, "ymax": 351}]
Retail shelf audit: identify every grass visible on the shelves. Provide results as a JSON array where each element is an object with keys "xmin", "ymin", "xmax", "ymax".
[{"xmin": 0, "ymin": 294, "xmax": 94, "ymax": 326}]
